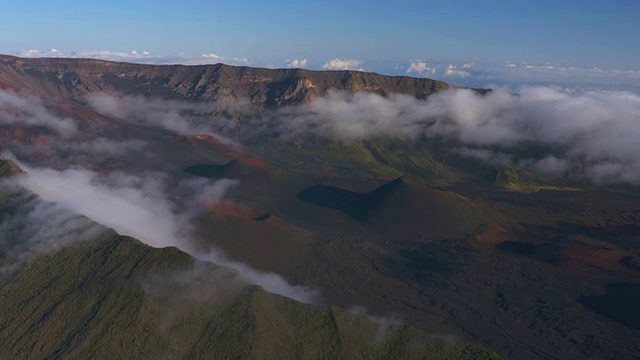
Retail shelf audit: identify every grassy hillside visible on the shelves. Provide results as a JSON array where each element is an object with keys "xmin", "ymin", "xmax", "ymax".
[{"xmin": 0, "ymin": 234, "xmax": 499, "ymax": 359}]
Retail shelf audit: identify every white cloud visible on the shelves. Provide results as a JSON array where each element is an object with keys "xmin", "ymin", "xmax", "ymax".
[
  {"xmin": 527, "ymin": 156, "xmax": 574, "ymax": 176},
  {"xmin": 444, "ymin": 64, "xmax": 471, "ymax": 77},
  {"xmin": 0, "ymin": 178, "xmax": 109, "ymax": 273},
  {"xmin": 406, "ymin": 61, "xmax": 436, "ymax": 76},
  {"xmin": 12, "ymin": 160, "xmax": 317, "ymax": 303},
  {"xmin": 0, "ymin": 89, "xmax": 77, "ymax": 136},
  {"xmin": 287, "ymin": 58, "xmax": 308, "ymax": 68},
  {"xmin": 17, "ymin": 166, "xmax": 183, "ymax": 248},
  {"xmin": 321, "ymin": 58, "xmax": 363, "ymax": 71},
  {"xmin": 85, "ymin": 92, "xmax": 240, "ymax": 143},
  {"xmin": 202, "ymin": 53, "xmax": 221, "ymax": 59},
  {"xmin": 462, "ymin": 63, "xmax": 475, "ymax": 68}
]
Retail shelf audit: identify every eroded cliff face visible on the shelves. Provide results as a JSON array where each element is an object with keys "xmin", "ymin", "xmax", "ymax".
[{"xmin": 0, "ymin": 55, "xmax": 454, "ymax": 105}]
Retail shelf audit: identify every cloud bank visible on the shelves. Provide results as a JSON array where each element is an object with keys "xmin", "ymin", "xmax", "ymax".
[{"xmin": 270, "ymin": 87, "xmax": 640, "ymax": 184}]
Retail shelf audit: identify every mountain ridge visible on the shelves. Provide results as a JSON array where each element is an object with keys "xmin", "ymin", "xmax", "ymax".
[{"xmin": 0, "ymin": 55, "xmax": 456, "ymax": 105}]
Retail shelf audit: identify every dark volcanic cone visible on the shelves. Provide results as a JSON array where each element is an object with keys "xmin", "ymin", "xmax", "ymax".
[{"xmin": 298, "ymin": 175, "xmax": 509, "ymax": 240}]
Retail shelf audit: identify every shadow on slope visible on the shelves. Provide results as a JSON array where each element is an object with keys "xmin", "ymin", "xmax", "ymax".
[
  {"xmin": 297, "ymin": 176, "xmax": 403, "ymax": 220},
  {"xmin": 184, "ymin": 162, "xmax": 233, "ymax": 178},
  {"xmin": 580, "ymin": 283, "xmax": 640, "ymax": 331},
  {"xmin": 298, "ymin": 175, "xmax": 508, "ymax": 240}
]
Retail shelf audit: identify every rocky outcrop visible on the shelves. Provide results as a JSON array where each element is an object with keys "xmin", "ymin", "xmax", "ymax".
[{"xmin": 0, "ymin": 155, "xmax": 24, "ymax": 177}]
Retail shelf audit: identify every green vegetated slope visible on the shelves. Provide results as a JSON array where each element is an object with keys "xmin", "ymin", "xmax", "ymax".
[
  {"xmin": 0, "ymin": 235, "xmax": 499, "ymax": 360},
  {"xmin": 256, "ymin": 135, "xmax": 572, "ymax": 191},
  {"xmin": 257, "ymin": 137, "xmax": 461, "ymax": 185},
  {"xmin": 0, "ymin": 167, "xmax": 498, "ymax": 360}
]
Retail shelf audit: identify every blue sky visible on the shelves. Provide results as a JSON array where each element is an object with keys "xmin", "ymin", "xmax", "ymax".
[{"xmin": 2, "ymin": 1, "xmax": 639, "ymax": 90}]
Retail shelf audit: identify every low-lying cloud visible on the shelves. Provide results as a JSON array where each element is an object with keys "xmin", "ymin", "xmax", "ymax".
[
  {"xmin": 0, "ymin": 178, "xmax": 109, "ymax": 273},
  {"xmin": 8, "ymin": 159, "xmax": 317, "ymax": 303},
  {"xmin": 270, "ymin": 87, "xmax": 640, "ymax": 184},
  {"xmin": 0, "ymin": 89, "xmax": 77, "ymax": 136},
  {"xmin": 84, "ymin": 92, "xmax": 240, "ymax": 145},
  {"xmin": 17, "ymin": 166, "xmax": 184, "ymax": 248},
  {"xmin": 82, "ymin": 87, "xmax": 640, "ymax": 185}
]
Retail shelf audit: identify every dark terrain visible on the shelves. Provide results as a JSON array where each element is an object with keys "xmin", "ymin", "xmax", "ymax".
[{"xmin": 0, "ymin": 55, "xmax": 639, "ymax": 359}]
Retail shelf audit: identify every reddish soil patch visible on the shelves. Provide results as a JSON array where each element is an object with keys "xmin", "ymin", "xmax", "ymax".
[
  {"xmin": 56, "ymin": 100, "xmax": 119, "ymax": 128},
  {"xmin": 165, "ymin": 134, "xmax": 247, "ymax": 155},
  {"xmin": 194, "ymin": 134, "xmax": 247, "ymax": 153},
  {"xmin": 237, "ymin": 157, "xmax": 271, "ymax": 170},
  {"xmin": 0, "ymin": 81, "xmax": 22, "ymax": 92},
  {"xmin": 33, "ymin": 133, "xmax": 53, "ymax": 161},
  {"xmin": 472, "ymin": 223, "xmax": 518, "ymax": 245},
  {"xmin": 165, "ymin": 135, "xmax": 198, "ymax": 146},
  {"xmin": 208, "ymin": 199, "xmax": 265, "ymax": 220},
  {"xmin": 556, "ymin": 247, "xmax": 621, "ymax": 270}
]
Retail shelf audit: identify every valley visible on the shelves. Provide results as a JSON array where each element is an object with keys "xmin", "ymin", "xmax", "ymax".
[{"xmin": 0, "ymin": 56, "xmax": 639, "ymax": 359}]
